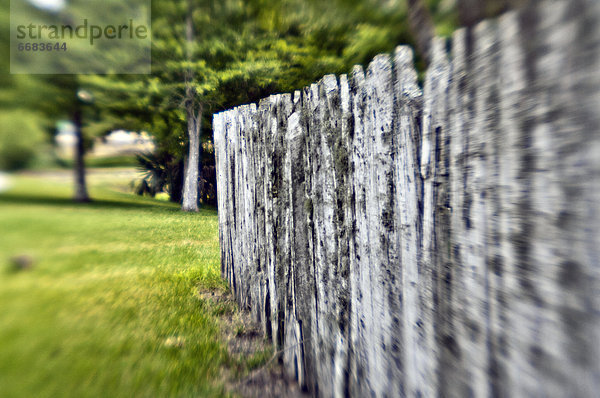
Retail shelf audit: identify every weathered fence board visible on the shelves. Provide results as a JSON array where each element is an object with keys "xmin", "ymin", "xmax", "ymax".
[{"xmin": 213, "ymin": 1, "xmax": 600, "ymax": 396}]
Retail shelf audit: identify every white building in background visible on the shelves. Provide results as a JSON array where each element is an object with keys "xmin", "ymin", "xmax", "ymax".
[
  {"xmin": 93, "ymin": 130, "xmax": 155, "ymax": 157},
  {"xmin": 0, "ymin": 172, "xmax": 12, "ymax": 193},
  {"xmin": 55, "ymin": 123, "xmax": 155, "ymax": 158}
]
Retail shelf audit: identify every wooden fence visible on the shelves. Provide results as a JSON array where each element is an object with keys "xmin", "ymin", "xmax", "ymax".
[{"xmin": 213, "ymin": 1, "xmax": 600, "ymax": 396}]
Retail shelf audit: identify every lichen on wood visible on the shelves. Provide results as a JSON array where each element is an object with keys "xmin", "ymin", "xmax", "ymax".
[{"xmin": 213, "ymin": 1, "xmax": 600, "ymax": 395}]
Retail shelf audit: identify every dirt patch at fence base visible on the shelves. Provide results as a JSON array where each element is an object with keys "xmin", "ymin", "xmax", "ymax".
[
  {"xmin": 197, "ymin": 288, "xmax": 308, "ymax": 398},
  {"xmin": 232, "ymin": 366, "xmax": 307, "ymax": 398}
]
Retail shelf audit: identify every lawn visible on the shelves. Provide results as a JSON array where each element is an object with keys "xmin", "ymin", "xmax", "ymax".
[
  {"xmin": 54, "ymin": 155, "xmax": 140, "ymax": 169},
  {"xmin": 0, "ymin": 174, "xmax": 253, "ymax": 398}
]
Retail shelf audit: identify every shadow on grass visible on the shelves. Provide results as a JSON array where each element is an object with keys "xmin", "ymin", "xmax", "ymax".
[{"xmin": 0, "ymin": 192, "xmax": 180, "ymax": 212}]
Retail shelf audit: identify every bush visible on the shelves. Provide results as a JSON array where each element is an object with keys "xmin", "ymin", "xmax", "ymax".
[
  {"xmin": 134, "ymin": 151, "xmax": 184, "ymax": 203},
  {"xmin": 134, "ymin": 152, "xmax": 216, "ymax": 206},
  {"xmin": 0, "ymin": 111, "xmax": 47, "ymax": 171}
]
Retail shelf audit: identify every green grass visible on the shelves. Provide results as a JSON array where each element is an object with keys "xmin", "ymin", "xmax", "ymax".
[
  {"xmin": 54, "ymin": 155, "xmax": 140, "ymax": 169},
  {"xmin": 0, "ymin": 176, "xmax": 238, "ymax": 398}
]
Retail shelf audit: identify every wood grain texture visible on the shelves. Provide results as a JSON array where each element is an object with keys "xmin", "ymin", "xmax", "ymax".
[{"xmin": 213, "ymin": 2, "xmax": 600, "ymax": 396}]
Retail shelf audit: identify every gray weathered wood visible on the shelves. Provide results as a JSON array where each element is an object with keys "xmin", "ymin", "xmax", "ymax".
[
  {"xmin": 213, "ymin": 1, "xmax": 600, "ymax": 395},
  {"xmin": 393, "ymin": 45, "xmax": 423, "ymax": 398}
]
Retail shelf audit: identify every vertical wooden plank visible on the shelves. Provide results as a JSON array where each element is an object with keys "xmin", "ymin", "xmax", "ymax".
[
  {"xmin": 276, "ymin": 94, "xmax": 293, "ymax": 352},
  {"xmin": 283, "ymin": 90, "xmax": 311, "ymax": 387},
  {"xmin": 301, "ymin": 83, "xmax": 321, "ymax": 394},
  {"xmin": 456, "ymin": 20, "xmax": 496, "ymax": 397},
  {"xmin": 240, "ymin": 104, "xmax": 264, "ymax": 322},
  {"xmin": 525, "ymin": 4, "xmax": 571, "ymax": 394},
  {"xmin": 236, "ymin": 107, "xmax": 248, "ymax": 309},
  {"xmin": 229, "ymin": 107, "xmax": 244, "ymax": 306},
  {"xmin": 393, "ymin": 45, "xmax": 422, "ymax": 397},
  {"xmin": 237, "ymin": 106, "xmax": 252, "ymax": 310},
  {"xmin": 306, "ymin": 74, "xmax": 353, "ymax": 397},
  {"xmin": 332, "ymin": 74, "xmax": 352, "ymax": 398},
  {"xmin": 446, "ymin": 27, "xmax": 470, "ymax": 395},
  {"xmin": 363, "ymin": 54, "xmax": 401, "ymax": 396},
  {"xmin": 249, "ymin": 102, "xmax": 268, "ymax": 327},
  {"xmin": 256, "ymin": 98, "xmax": 272, "ymax": 337},
  {"xmin": 213, "ymin": 112, "xmax": 230, "ymax": 285},
  {"xmin": 476, "ymin": 20, "xmax": 507, "ymax": 398},
  {"xmin": 264, "ymin": 94, "xmax": 293, "ymax": 349},
  {"xmin": 261, "ymin": 95, "xmax": 280, "ymax": 345},
  {"xmin": 419, "ymin": 37, "xmax": 450, "ymax": 397},
  {"xmin": 348, "ymin": 64, "xmax": 371, "ymax": 398},
  {"xmin": 496, "ymin": 10, "xmax": 525, "ymax": 397},
  {"xmin": 311, "ymin": 76, "xmax": 337, "ymax": 398}
]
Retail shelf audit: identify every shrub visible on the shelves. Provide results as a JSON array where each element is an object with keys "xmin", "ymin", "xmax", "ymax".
[
  {"xmin": 0, "ymin": 111, "xmax": 47, "ymax": 171},
  {"xmin": 134, "ymin": 151, "xmax": 184, "ymax": 203}
]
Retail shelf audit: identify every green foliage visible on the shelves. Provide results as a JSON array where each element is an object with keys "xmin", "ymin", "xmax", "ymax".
[
  {"xmin": 133, "ymin": 151, "xmax": 184, "ymax": 203},
  {"xmin": 0, "ymin": 0, "xmax": 461, "ymax": 175},
  {"xmin": 0, "ymin": 111, "xmax": 47, "ymax": 170}
]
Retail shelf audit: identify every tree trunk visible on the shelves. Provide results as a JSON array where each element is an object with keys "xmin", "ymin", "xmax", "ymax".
[
  {"xmin": 457, "ymin": 0, "xmax": 523, "ymax": 27},
  {"xmin": 180, "ymin": 0, "xmax": 201, "ymax": 212},
  {"xmin": 406, "ymin": 0, "xmax": 436, "ymax": 65},
  {"xmin": 182, "ymin": 103, "xmax": 202, "ymax": 211},
  {"xmin": 457, "ymin": 0, "xmax": 485, "ymax": 27},
  {"xmin": 73, "ymin": 107, "xmax": 89, "ymax": 203}
]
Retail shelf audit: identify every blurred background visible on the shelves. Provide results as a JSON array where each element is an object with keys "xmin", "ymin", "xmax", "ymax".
[{"xmin": 0, "ymin": 0, "xmax": 521, "ymax": 205}]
